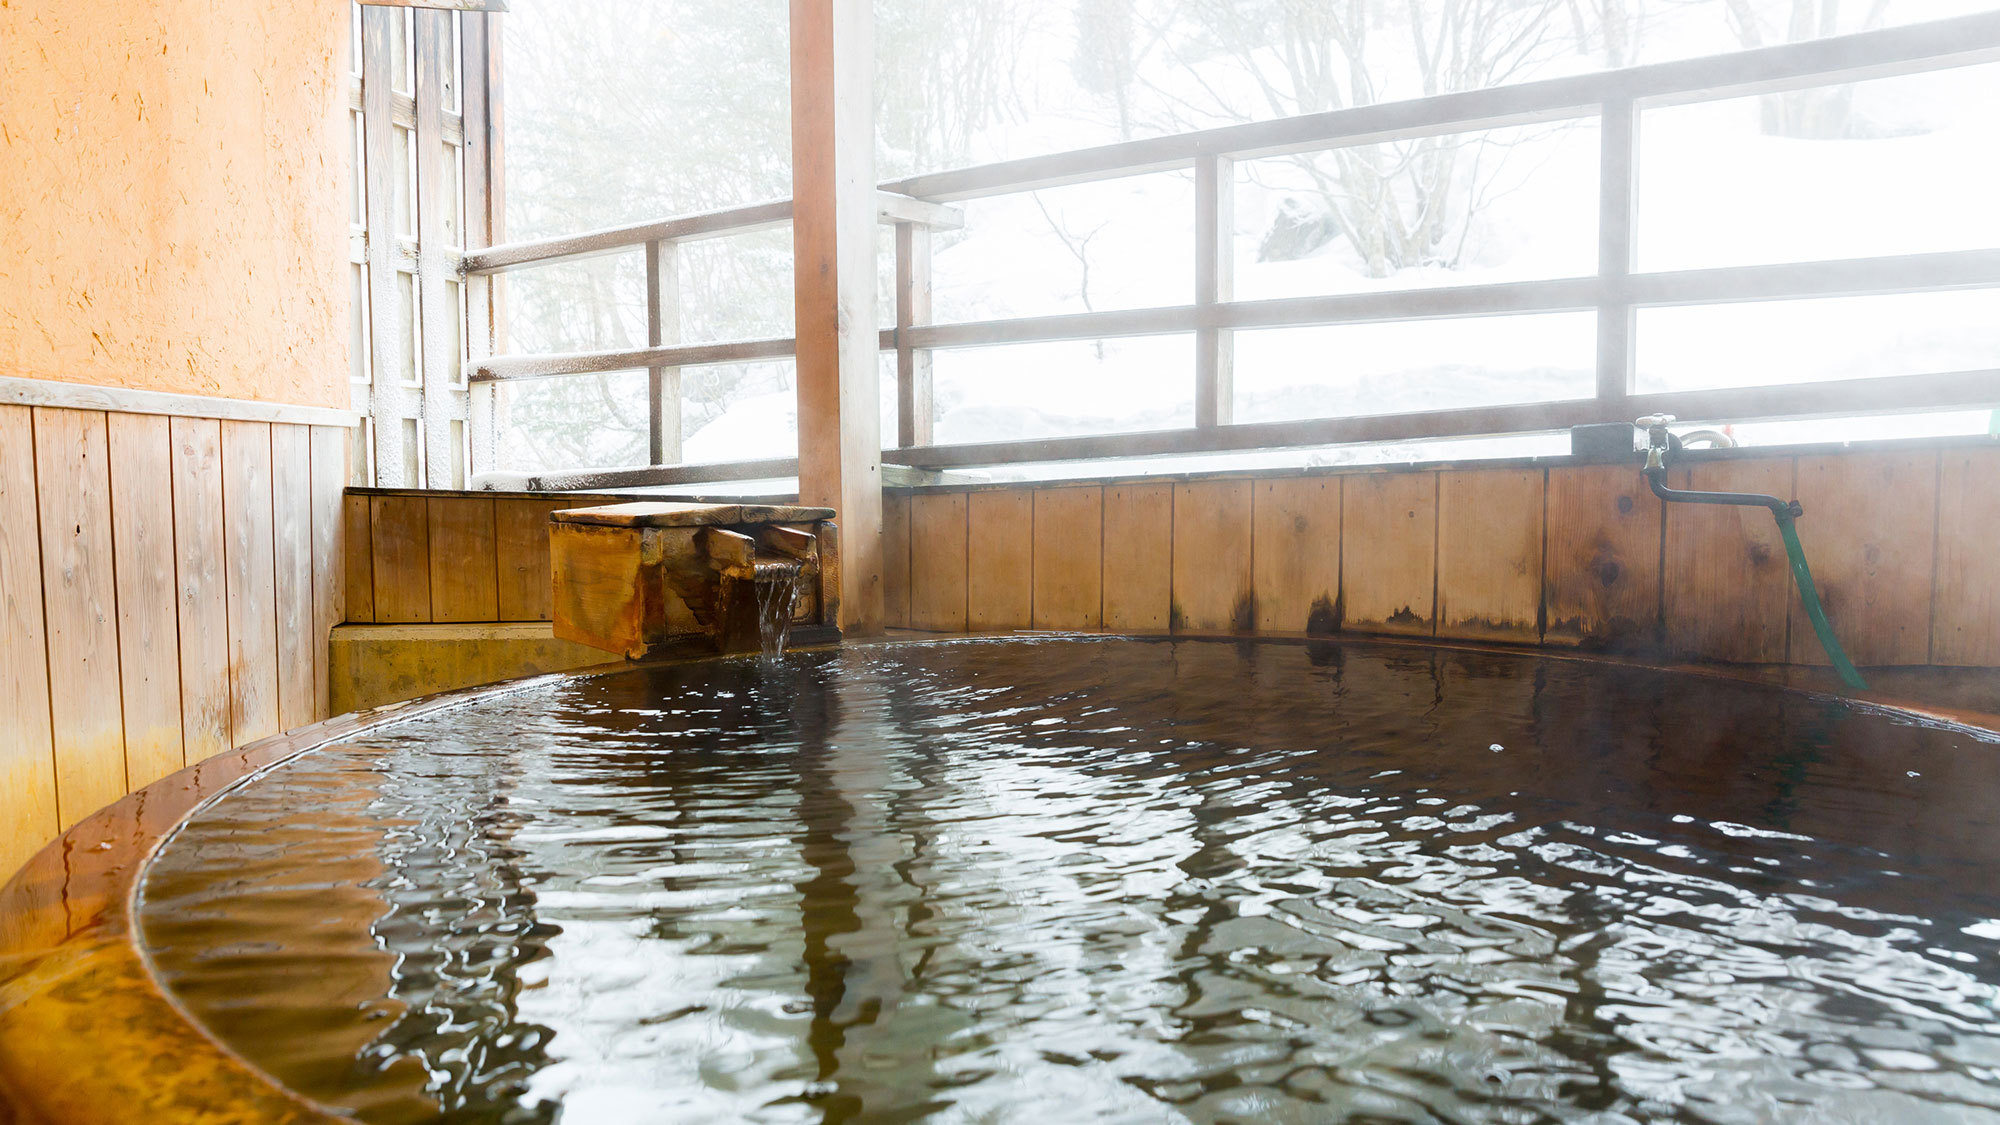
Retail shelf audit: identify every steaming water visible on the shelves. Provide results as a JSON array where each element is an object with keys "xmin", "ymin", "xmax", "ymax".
[{"xmin": 139, "ymin": 638, "xmax": 2000, "ymax": 1123}]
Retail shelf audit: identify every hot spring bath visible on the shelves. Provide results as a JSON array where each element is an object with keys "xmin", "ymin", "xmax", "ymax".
[{"xmin": 12, "ymin": 636, "xmax": 2000, "ymax": 1122}]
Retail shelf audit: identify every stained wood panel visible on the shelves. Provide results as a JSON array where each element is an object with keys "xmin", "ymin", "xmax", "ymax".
[
  {"xmin": 1102, "ymin": 483, "xmax": 1173, "ymax": 633},
  {"xmin": 221, "ymin": 421, "xmax": 281, "ymax": 746},
  {"xmin": 1341, "ymin": 472, "xmax": 1437, "ymax": 637},
  {"xmin": 370, "ymin": 495, "xmax": 433, "ymax": 623},
  {"xmin": 0, "ymin": 405, "xmax": 58, "ymax": 877},
  {"xmin": 428, "ymin": 497, "xmax": 500, "ymax": 622},
  {"xmin": 1171, "ymin": 481, "xmax": 1253, "ymax": 633},
  {"xmin": 272, "ymin": 425, "xmax": 316, "ymax": 730},
  {"xmin": 908, "ymin": 492, "xmax": 968, "ymax": 632},
  {"xmin": 1662, "ymin": 458, "xmax": 1794, "ymax": 664},
  {"xmin": 496, "ymin": 499, "xmax": 567, "ymax": 622},
  {"xmin": 1032, "ymin": 487, "xmax": 1103, "ymax": 631},
  {"xmin": 107, "ymin": 413, "xmax": 185, "ymax": 789},
  {"xmin": 344, "ymin": 494, "xmax": 376, "ymax": 623},
  {"xmin": 1544, "ymin": 464, "xmax": 1663, "ymax": 651},
  {"xmin": 1933, "ymin": 447, "xmax": 2000, "ymax": 667},
  {"xmin": 882, "ymin": 493, "xmax": 912, "ymax": 629},
  {"xmin": 968, "ymin": 491, "xmax": 1034, "ymax": 631},
  {"xmin": 34, "ymin": 408, "xmax": 127, "ymax": 827},
  {"xmin": 1788, "ymin": 452, "xmax": 1939, "ymax": 668},
  {"xmin": 169, "ymin": 418, "xmax": 232, "ymax": 764},
  {"xmin": 1436, "ymin": 468, "xmax": 1545, "ymax": 644},
  {"xmin": 1251, "ymin": 477, "xmax": 1339, "ymax": 634},
  {"xmin": 309, "ymin": 427, "xmax": 349, "ymax": 719}
]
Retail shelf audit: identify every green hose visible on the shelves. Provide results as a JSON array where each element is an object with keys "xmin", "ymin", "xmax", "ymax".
[{"xmin": 1776, "ymin": 516, "xmax": 1869, "ymax": 691}]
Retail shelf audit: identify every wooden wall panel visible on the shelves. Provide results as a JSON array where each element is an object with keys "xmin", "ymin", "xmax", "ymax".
[
  {"xmin": 1436, "ymin": 468, "xmax": 1545, "ymax": 644},
  {"xmin": 221, "ymin": 421, "xmax": 281, "ymax": 746},
  {"xmin": 1341, "ymin": 472, "xmax": 1437, "ymax": 637},
  {"xmin": 0, "ymin": 405, "xmax": 58, "ymax": 877},
  {"xmin": 169, "ymin": 418, "xmax": 232, "ymax": 763},
  {"xmin": 1032, "ymin": 486, "xmax": 1103, "ymax": 631},
  {"xmin": 309, "ymin": 427, "xmax": 350, "ymax": 720},
  {"xmin": 495, "ymin": 499, "xmax": 566, "ymax": 622},
  {"xmin": 1544, "ymin": 464, "xmax": 1662, "ymax": 651},
  {"xmin": 428, "ymin": 497, "xmax": 500, "ymax": 623},
  {"xmin": 1934, "ymin": 448, "xmax": 2000, "ymax": 667},
  {"xmin": 1789, "ymin": 452, "xmax": 1938, "ymax": 667},
  {"xmin": 107, "ymin": 414, "xmax": 185, "ymax": 789},
  {"xmin": 1102, "ymin": 483, "xmax": 1172, "ymax": 632},
  {"xmin": 272, "ymin": 425, "xmax": 316, "ymax": 731},
  {"xmin": 1171, "ymin": 481, "xmax": 1253, "ymax": 632},
  {"xmin": 344, "ymin": 494, "xmax": 376, "ymax": 623},
  {"xmin": 882, "ymin": 492, "xmax": 912, "ymax": 629},
  {"xmin": 908, "ymin": 492, "xmax": 968, "ymax": 632},
  {"xmin": 370, "ymin": 495, "xmax": 433, "ymax": 623},
  {"xmin": 1251, "ymin": 477, "xmax": 1339, "ymax": 634},
  {"xmin": 968, "ymin": 490, "xmax": 1033, "ymax": 631},
  {"xmin": 34, "ymin": 408, "xmax": 127, "ymax": 828},
  {"xmin": 1663, "ymin": 458, "xmax": 1794, "ymax": 664}
]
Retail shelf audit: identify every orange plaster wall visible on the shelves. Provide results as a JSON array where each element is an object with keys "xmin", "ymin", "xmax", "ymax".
[{"xmin": 0, "ymin": 0, "xmax": 350, "ymax": 409}]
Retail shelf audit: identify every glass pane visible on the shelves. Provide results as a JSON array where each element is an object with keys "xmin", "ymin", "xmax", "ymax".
[
  {"xmin": 932, "ymin": 174, "xmax": 1193, "ymax": 323},
  {"xmin": 681, "ymin": 360, "xmax": 798, "ymax": 464},
  {"xmin": 1232, "ymin": 313, "xmax": 1598, "ymax": 424},
  {"xmin": 1232, "ymin": 121, "xmax": 1599, "ymax": 300},
  {"xmin": 1638, "ymin": 63, "xmax": 2000, "ymax": 271},
  {"xmin": 503, "ymin": 253, "xmax": 646, "ymax": 355},
  {"xmin": 930, "ymin": 336, "xmax": 1195, "ymax": 444},
  {"xmin": 1635, "ymin": 290, "xmax": 2000, "ymax": 392},
  {"xmin": 496, "ymin": 370, "xmax": 649, "ymax": 473}
]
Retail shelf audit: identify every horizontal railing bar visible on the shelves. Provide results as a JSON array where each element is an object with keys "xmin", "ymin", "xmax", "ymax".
[
  {"xmin": 463, "ymin": 192, "xmax": 963, "ymax": 275},
  {"xmin": 1618, "ymin": 249, "xmax": 2000, "ymax": 306},
  {"xmin": 471, "ymin": 330, "xmax": 901, "ymax": 382},
  {"xmin": 882, "ymin": 12, "xmax": 2000, "ymax": 201},
  {"xmin": 1217, "ymin": 277, "xmax": 1602, "ymax": 330},
  {"xmin": 480, "ymin": 457, "xmax": 804, "ymax": 491},
  {"xmin": 878, "ymin": 370, "xmax": 2000, "ymax": 468},
  {"xmin": 909, "ymin": 306, "xmax": 1197, "ymax": 349}
]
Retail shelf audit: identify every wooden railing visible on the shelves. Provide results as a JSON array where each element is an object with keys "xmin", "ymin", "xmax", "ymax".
[{"xmin": 462, "ymin": 11, "xmax": 2000, "ymax": 490}]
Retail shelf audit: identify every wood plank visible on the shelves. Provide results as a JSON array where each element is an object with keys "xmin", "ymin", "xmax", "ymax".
[
  {"xmin": 882, "ymin": 492, "xmax": 911, "ymax": 629},
  {"xmin": 0, "ymin": 405, "xmax": 58, "ymax": 879},
  {"xmin": 344, "ymin": 493, "xmax": 376, "ymax": 623},
  {"xmin": 1340, "ymin": 472, "xmax": 1438, "ymax": 637},
  {"xmin": 1933, "ymin": 447, "xmax": 2000, "ymax": 667},
  {"xmin": 1662, "ymin": 458, "xmax": 1794, "ymax": 664},
  {"xmin": 1171, "ymin": 480, "xmax": 1254, "ymax": 633},
  {"xmin": 221, "ymin": 420, "xmax": 281, "ymax": 746},
  {"xmin": 370, "ymin": 495, "xmax": 433, "ymax": 623},
  {"xmin": 1436, "ymin": 468, "xmax": 1545, "ymax": 644},
  {"xmin": 427, "ymin": 497, "xmax": 500, "ymax": 622},
  {"xmin": 309, "ymin": 427, "xmax": 350, "ymax": 719},
  {"xmin": 1788, "ymin": 451, "xmax": 1939, "ymax": 667},
  {"xmin": 1032, "ymin": 486, "xmax": 1103, "ymax": 631},
  {"xmin": 33, "ymin": 408, "xmax": 127, "ymax": 827},
  {"xmin": 107, "ymin": 413, "xmax": 185, "ymax": 789},
  {"xmin": 272, "ymin": 425, "xmax": 316, "ymax": 730},
  {"xmin": 169, "ymin": 418, "xmax": 232, "ymax": 763},
  {"xmin": 908, "ymin": 492, "xmax": 967, "ymax": 632},
  {"xmin": 1544, "ymin": 464, "xmax": 1663, "ymax": 651},
  {"xmin": 967, "ymin": 490, "xmax": 1033, "ymax": 631},
  {"xmin": 495, "ymin": 499, "xmax": 566, "ymax": 621},
  {"xmin": 1250, "ymin": 477, "xmax": 1339, "ymax": 634},
  {"xmin": 1102, "ymin": 482, "xmax": 1173, "ymax": 633}
]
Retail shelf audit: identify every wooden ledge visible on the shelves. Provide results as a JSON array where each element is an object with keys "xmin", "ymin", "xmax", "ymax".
[{"xmin": 552, "ymin": 501, "xmax": 836, "ymax": 528}]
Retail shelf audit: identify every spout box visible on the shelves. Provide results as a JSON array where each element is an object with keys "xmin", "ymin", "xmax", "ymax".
[{"xmin": 550, "ymin": 502, "xmax": 842, "ymax": 658}]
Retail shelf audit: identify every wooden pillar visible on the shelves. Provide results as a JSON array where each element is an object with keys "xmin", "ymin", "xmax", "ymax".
[{"xmin": 791, "ymin": 0, "xmax": 883, "ymax": 633}]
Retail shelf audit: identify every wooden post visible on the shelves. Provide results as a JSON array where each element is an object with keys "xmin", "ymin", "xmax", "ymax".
[
  {"xmin": 645, "ymin": 239, "xmax": 683, "ymax": 465},
  {"xmin": 1194, "ymin": 153, "xmax": 1234, "ymax": 428},
  {"xmin": 790, "ymin": 0, "xmax": 883, "ymax": 633},
  {"xmin": 895, "ymin": 221, "xmax": 933, "ymax": 448},
  {"xmin": 1596, "ymin": 97, "xmax": 1638, "ymax": 407}
]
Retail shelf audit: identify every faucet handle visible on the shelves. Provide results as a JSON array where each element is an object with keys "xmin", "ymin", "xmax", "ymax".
[{"xmin": 1634, "ymin": 413, "xmax": 1676, "ymax": 428}]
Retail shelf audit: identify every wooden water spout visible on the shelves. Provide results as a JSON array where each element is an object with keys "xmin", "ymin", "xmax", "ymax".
[{"xmin": 549, "ymin": 502, "xmax": 842, "ymax": 658}]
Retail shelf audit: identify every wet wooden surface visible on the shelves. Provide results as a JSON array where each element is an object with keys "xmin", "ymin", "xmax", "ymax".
[
  {"xmin": 222, "ymin": 420, "xmax": 281, "ymax": 748},
  {"xmin": 1032, "ymin": 486, "xmax": 1103, "ymax": 631},
  {"xmin": 428, "ymin": 496, "xmax": 500, "ymax": 623},
  {"xmin": 1251, "ymin": 477, "xmax": 1340, "ymax": 634},
  {"xmin": 1789, "ymin": 452, "xmax": 1939, "ymax": 668},
  {"xmin": 882, "ymin": 493, "xmax": 912, "ymax": 630},
  {"xmin": 495, "ymin": 499, "xmax": 566, "ymax": 622},
  {"xmin": 107, "ymin": 413, "xmax": 185, "ymax": 790},
  {"xmin": 170, "ymin": 419, "xmax": 232, "ymax": 764},
  {"xmin": 1340, "ymin": 472, "xmax": 1438, "ymax": 637},
  {"xmin": 1436, "ymin": 468, "xmax": 1545, "ymax": 645},
  {"xmin": 1102, "ymin": 483, "xmax": 1173, "ymax": 633},
  {"xmin": 272, "ymin": 424, "xmax": 317, "ymax": 732},
  {"xmin": 369, "ymin": 495, "xmax": 432, "ymax": 624},
  {"xmin": 1934, "ymin": 447, "xmax": 2000, "ymax": 667},
  {"xmin": 1662, "ymin": 458, "xmax": 1795, "ymax": 664},
  {"xmin": 342, "ymin": 494, "xmax": 376, "ymax": 625},
  {"xmin": 1543, "ymin": 464, "xmax": 1662, "ymax": 651},
  {"xmin": 968, "ymin": 490, "xmax": 1033, "ymax": 631},
  {"xmin": 308, "ymin": 427, "xmax": 349, "ymax": 720},
  {"xmin": 908, "ymin": 492, "xmax": 968, "ymax": 632},
  {"xmin": 1172, "ymin": 481, "xmax": 1254, "ymax": 633},
  {"xmin": 0, "ymin": 405, "xmax": 57, "ymax": 882}
]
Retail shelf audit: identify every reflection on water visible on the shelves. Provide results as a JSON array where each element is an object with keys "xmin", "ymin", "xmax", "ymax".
[{"xmin": 140, "ymin": 639, "xmax": 2000, "ymax": 1123}]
